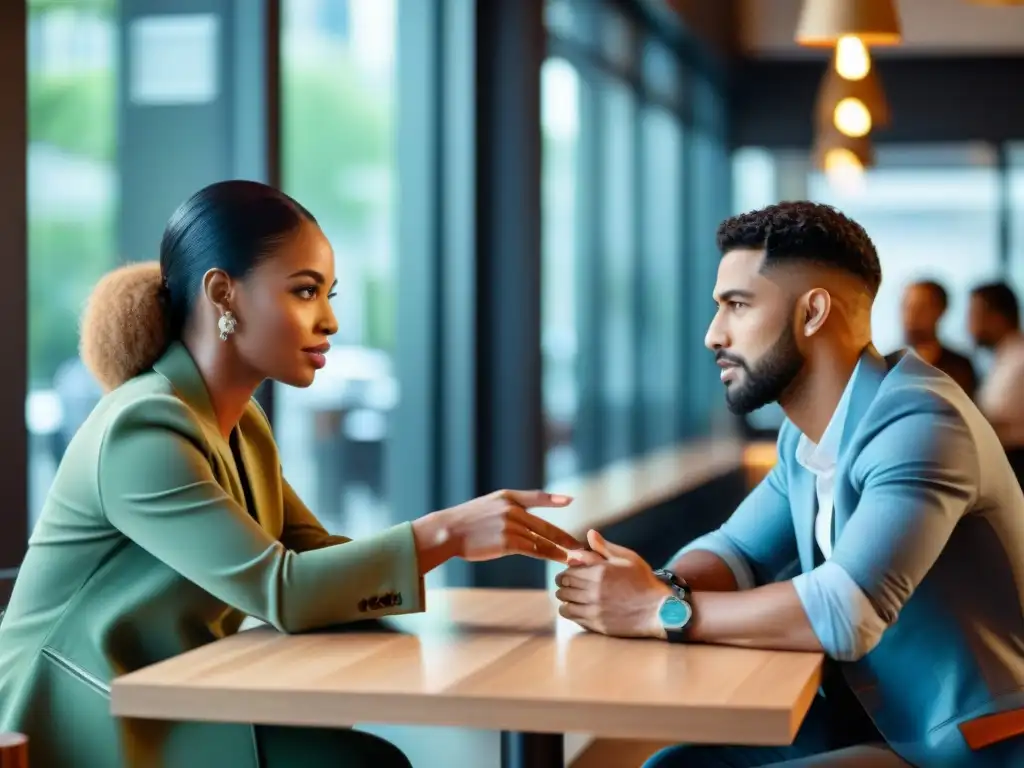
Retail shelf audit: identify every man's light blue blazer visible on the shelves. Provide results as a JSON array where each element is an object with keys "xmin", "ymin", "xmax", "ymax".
[{"xmin": 686, "ymin": 348, "xmax": 1024, "ymax": 766}]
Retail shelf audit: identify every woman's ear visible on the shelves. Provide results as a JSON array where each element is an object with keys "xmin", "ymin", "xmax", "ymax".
[
  {"xmin": 201, "ymin": 268, "xmax": 235, "ymax": 314},
  {"xmin": 801, "ymin": 287, "xmax": 832, "ymax": 337}
]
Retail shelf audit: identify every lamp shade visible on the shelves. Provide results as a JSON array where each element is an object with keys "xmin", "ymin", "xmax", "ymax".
[
  {"xmin": 815, "ymin": 54, "xmax": 891, "ymax": 134},
  {"xmin": 796, "ymin": 0, "xmax": 902, "ymax": 47},
  {"xmin": 812, "ymin": 124, "xmax": 875, "ymax": 172}
]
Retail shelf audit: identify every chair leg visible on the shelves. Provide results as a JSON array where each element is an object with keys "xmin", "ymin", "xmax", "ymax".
[{"xmin": 0, "ymin": 732, "xmax": 28, "ymax": 768}]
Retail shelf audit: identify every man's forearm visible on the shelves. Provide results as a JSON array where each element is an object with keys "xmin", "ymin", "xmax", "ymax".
[
  {"xmin": 668, "ymin": 531, "xmax": 758, "ymax": 592},
  {"xmin": 670, "ymin": 549, "xmax": 740, "ymax": 592},
  {"xmin": 686, "ymin": 580, "xmax": 824, "ymax": 653}
]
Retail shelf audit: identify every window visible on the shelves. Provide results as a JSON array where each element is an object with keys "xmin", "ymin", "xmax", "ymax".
[
  {"xmin": 277, "ymin": 0, "xmax": 398, "ymax": 538},
  {"xmin": 1007, "ymin": 143, "xmax": 1024, "ymax": 298},
  {"xmin": 542, "ymin": 2, "xmax": 733, "ymax": 471},
  {"xmin": 540, "ymin": 57, "xmax": 581, "ymax": 482},
  {"xmin": 26, "ymin": 0, "xmax": 116, "ymax": 526},
  {"xmin": 689, "ymin": 128, "xmax": 731, "ymax": 435},
  {"xmin": 599, "ymin": 75, "xmax": 638, "ymax": 463},
  {"xmin": 638, "ymin": 104, "xmax": 683, "ymax": 449}
]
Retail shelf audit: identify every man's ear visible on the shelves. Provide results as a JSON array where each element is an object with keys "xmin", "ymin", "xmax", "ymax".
[
  {"xmin": 201, "ymin": 268, "xmax": 235, "ymax": 314},
  {"xmin": 800, "ymin": 288, "xmax": 832, "ymax": 337}
]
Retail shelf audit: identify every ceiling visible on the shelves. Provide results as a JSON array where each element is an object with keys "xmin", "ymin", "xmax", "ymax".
[{"xmin": 740, "ymin": 0, "xmax": 1024, "ymax": 58}]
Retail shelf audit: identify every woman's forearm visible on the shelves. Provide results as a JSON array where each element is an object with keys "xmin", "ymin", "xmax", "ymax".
[{"xmin": 411, "ymin": 512, "xmax": 459, "ymax": 576}]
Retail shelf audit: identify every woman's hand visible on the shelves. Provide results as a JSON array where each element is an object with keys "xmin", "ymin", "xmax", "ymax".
[{"xmin": 413, "ymin": 490, "xmax": 581, "ymax": 572}]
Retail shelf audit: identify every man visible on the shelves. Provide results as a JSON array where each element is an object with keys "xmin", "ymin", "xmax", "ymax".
[
  {"xmin": 901, "ymin": 279, "xmax": 977, "ymax": 398},
  {"xmin": 557, "ymin": 202, "xmax": 1024, "ymax": 767},
  {"xmin": 969, "ymin": 282, "xmax": 1024, "ymax": 484}
]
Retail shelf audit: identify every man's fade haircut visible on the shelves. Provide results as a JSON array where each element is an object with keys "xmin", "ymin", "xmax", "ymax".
[{"xmin": 716, "ymin": 201, "xmax": 882, "ymax": 298}]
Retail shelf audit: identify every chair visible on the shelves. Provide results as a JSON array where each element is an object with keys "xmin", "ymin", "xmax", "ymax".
[{"xmin": 0, "ymin": 732, "xmax": 28, "ymax": 768}]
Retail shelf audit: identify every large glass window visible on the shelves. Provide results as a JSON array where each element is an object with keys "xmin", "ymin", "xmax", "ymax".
[
  {"xmin": 542, "ymin": 2, "xmax": 732, "ymax": 473},
  {"xmin": 638, "ymin": 104, "xmax": 683, "ymax": 450},
  {"xmin": 26, "ymin": 0, "xmax": 115, "ymax": 525},
  {"xmin": 540, "ymin": 57, "xmax": 581, "ymax": 483},
  {"xmin": 277, "ymin": 0, "xmax": 398, "ymax": 538},
  {"xmin": 599, "ymin": 75, "xmax": 638, "ymax": 463},
  {"xmin": 1007, "ymin": 143, "xmax": 1024, "ymax": 297}
]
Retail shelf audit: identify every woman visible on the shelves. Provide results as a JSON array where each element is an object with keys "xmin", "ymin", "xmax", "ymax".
[{"xmin": 0, "ymin": 180, "xmax": 579, "ymax": 767}]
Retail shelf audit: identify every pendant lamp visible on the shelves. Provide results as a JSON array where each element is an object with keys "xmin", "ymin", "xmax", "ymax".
[{"xmin": 796, "ymin": 0, "xmax": 902, "ymax": 47}]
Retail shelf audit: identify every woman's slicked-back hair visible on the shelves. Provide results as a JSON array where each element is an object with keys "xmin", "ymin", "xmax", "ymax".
[
  {"xmin": 160, "ymin": 179, "xmax": 316, "ymax": 336},
  {"xmin": 80, "ymin": 180, "xmax": 316, "ymax": 391}
]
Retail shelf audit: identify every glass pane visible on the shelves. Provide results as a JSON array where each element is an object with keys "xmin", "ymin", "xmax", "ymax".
[
  {"xmin": 600, "ymin": 75, "xmax": 637, "ymax": 462},
  {"xmin": 642, "ymin": 40, "xmax": 680, "ymax": 107},
  {"xmin": 1007, "ymin": 142, "xmax": 1024, "ymax": 299},
  {"xmin": 600, "ymin": 4, "xmax": 636, "ymax": 74},
  {"xmin": 27, "ymin": 2, "xmax": 116, "ymax": 528},
  {"xmin": 689, "ymin": 129, "xmax": 731, "ymax": 435},
  {"xmin": 540, "ymin": 57, "xmax": 581, "ymax": 483},
  {"xmin": 638, "ymin": 105, "xmax": 683, "ymax": 449},
  {"xmin": 545, "ymin": 0, "xmax": 586, "ymax": 41},
  {"xmin": 278, "ymin": 0, "xmax": 398, "ymax": 538}
]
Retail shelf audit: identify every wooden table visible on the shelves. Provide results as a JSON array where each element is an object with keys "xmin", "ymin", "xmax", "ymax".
[{"xmin": 112, "ymin": 588, "xmax": 823, "ymax": 768}]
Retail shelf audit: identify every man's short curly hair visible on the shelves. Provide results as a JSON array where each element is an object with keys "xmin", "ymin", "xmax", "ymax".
[{"xmin": 716, "ymin": 201, "xmax": 882, "ymax": 297}]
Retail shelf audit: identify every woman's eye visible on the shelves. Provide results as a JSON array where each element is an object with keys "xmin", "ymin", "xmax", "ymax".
[
  {"xmin": 327, "ymin": 292, "xmax": 337, "ymax": 300},
  {"xmin": 296, "ymin": 285, "xmax": 317, "ymax": 299}
]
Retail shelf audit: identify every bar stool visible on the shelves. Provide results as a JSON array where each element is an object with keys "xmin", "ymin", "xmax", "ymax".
[{"xmin": 0, "ymin": 732, "xmax": 28, "ymax": 768}]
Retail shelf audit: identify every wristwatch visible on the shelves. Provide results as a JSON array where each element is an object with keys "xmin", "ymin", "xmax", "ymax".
[{"xmin": 652, "ymin": 569, "xmax": 693, "ymax": 643}]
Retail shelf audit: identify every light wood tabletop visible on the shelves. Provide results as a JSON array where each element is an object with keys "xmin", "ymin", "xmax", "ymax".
[{"xmin": 112, "ymin": 587, "xmax": 822, "ymax": 754}]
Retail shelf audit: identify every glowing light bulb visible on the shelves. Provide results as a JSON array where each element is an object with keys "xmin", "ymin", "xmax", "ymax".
[
  {"xmin": 833, "ymin": 98, "xmax": 872, "ymax": 138},
  {"xmin": 835, "ymin": 35, "xmax": 870, "ymax": 80},
  {"xmin": 823, "ymin": 148, "xmax": 863, "ymax": 174},
  {"xmin": 823, "ymin": 148, "xmax": 866, "ymax": 194}
]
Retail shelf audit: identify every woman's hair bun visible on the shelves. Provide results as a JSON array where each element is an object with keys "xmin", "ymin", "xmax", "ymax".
[{"xmin": 80, "ymin": 261, "xmax": 170, "ymax": 392}]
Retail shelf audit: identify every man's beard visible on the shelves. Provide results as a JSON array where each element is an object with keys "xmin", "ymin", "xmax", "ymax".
[{"xmin": 718, "ymin": 323, "xmax": 806, "ymax": 415}]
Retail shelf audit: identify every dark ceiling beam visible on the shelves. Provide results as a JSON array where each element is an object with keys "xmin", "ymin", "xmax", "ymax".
[{"xmin": 731, "ymin": 55, "xmax": 1024, "ymax": 148}]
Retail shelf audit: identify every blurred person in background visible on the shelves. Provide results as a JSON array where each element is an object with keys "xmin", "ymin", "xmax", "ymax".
[
  {"xmin": 901, "ymin": 279, "xmax": 977, "ymax": 398},
  {"xmin": 969, "ymin": 281, "xmax": 1024, "ymax": 484}
]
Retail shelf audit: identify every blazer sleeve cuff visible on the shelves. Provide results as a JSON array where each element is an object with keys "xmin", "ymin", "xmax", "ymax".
[
  {"xmin": 667, "ymin": 530, "xmax": 757, "ymax": 591},
  {"xmin": 351, "ymin": 521, "xmax": 425, "ymax": 618},
  {"xmin": 792, "ymin": 560, "xmax": 887, "ymax": 662}
]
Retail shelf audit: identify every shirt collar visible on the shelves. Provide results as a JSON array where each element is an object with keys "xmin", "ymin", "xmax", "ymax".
[{"xmin": 795, "ymin": 357, "xmax": 863, "ymax": 476}]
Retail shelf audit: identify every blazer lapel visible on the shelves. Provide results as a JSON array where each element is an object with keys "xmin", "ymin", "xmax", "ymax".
[
  {"xmin": 234, "ymin": 422, "xmax": 281, "ymax": 537},
  {"xmin": 151, "ymin": 343, "xmax": 249, "ymax": 515},
  {"xmin": 792, "ymin": 465, "xmax": 818, "ymax": 573},
  {"xmin": 831, "ymin": 346, "xmax": 903, "ymax": 539}
]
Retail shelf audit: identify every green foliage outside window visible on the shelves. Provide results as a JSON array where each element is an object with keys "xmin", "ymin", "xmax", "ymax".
[{"xmin": 29, "ymin": 7, "xmax": 395, "ymax": 387}]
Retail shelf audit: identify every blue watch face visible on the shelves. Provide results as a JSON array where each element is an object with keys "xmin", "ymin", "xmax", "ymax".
[{"xmin": 659, "ymin": 596, "xmax": 692, "ymax": 629}]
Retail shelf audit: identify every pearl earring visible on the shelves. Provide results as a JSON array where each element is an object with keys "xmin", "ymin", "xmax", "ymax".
[{"xmin": 218, "ymin": 310, "xmax": 237, "ymax": 341}]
